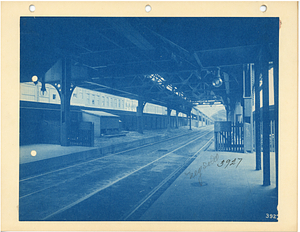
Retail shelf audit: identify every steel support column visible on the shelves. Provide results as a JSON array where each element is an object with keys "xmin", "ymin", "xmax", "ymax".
[
  {"xmin": 243, "ymin": 64, "xmax": 251, "ymax": 124},
  {"xmin": 262, "ymin": 47, "xmax": 270, "ymax": 186},
  {"xmin": 137, "ymin": 99, "xmax": 145, "ymax": 134},
  {"xmin": 167, "ymin": 107, "xmax": 171, "ymax": 131},
  {"xmin": 226, "ymin": 106, "xmax": 233, "ymax": 122},
  {"xmin": 226, "ymin": 109, "xmax": 229, "ymax": 121},
  {"xmin": 188, "ymin": 110, "xmax": 192, "ymax": 130},
  {"xmin": 60, "ymin": 58, "xmax": 72, "ymax": 146},
  {"xmin": 272, "ymin": 40, "xmax": 279, "ymax": 190},
  {"xmin": 243, "ymin": 64, "xmax": 253, "ymax": 153},
  {"xmin": 255, "ymin": 63, "xmax": 262, "ymax": 170},
  {"xmin": 175, "ymin": 110, "xmax": 179, "ymax": 128}
]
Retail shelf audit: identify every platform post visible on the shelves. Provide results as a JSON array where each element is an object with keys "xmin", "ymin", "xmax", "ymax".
[
  {"xmin": 167, "ymin": 107, "xmax": 171, "ymax": 131},
  {"xmin": 262, "ymin": 46, "xmax": 270, "ymax": 186},
  {"xmin": 175, "ymin": 110, "xmax": 179, "ymax": 128},
  {"xmin": 254, "ymin": 63, "xmax": 262, "ymax": 170},
  {"xmin": 243, "ymin": 64, "xmax": 253, "ymax": 153},
  {"xmin": 60, "ymin": 58, "xmax": 72, "ymax": 146},
  {"xmin": 196, "ymin": 110, "xmax": 199, "ymax": 127},
  {"xmin": 137, "ymin": 99, "xmax": 145, "ymax": 134},
  {"xmin": 226, "ymin": 106, "xmax": 232, "ymax": 122},
  {"xmin": 273, "ymin": 42, "xmax": 279, "ymax": 191},
  {"xmin": 226, "ymin": 108, "xmax": 229, "ymax": 121},
  {"xmin": 188, "ymin": 110, "xmax": 192, "ymax": 130}
]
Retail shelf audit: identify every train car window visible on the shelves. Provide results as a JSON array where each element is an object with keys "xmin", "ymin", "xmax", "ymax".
[
  {"xmin": 78, "ymin": 88, "xmax": 83, "ymax": 99},
  {"xmin": 91, "ymin": 94, "xmax": 95, "ymax": 105},
  {"xmin": 106, "ymin": 97, "xmax": 109, "ymax": 106},
  {"xmin": 97, "ymin": 95, "xmax": 100, "ymax": 105},
  {"xmin": 102, "ymin": 96, "xmax": 105, "ymax": 106},
  {"xmin": 86, "ymin": 93, "xmax": 90, "ymax": 105},
  {"xmin": 92, "ymin": 94, "xmax": 95, "ymax": 105},
  {"xmin": 127, "ymin": 102, "xmax": 130, "ymax": 110},
  {"xmin": 53, "ymin": 94, "xmax": 56, "ymax": 100}
]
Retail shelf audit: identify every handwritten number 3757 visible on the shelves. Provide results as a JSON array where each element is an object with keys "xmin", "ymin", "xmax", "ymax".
[{"xmin": 217, "ymin": 158, "xmax": 242, "ymax": 168}]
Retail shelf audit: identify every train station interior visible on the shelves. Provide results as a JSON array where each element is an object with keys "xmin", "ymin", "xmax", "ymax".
[{"xmin": 19, "ymin": 17, "xmax": 279, "ymax": 221}]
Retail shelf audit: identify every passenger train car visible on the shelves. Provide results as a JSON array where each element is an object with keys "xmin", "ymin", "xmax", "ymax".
[
  {"xmin": 20, "ymin": 82, "xmax": 185, "ymax": 117},
  {"xmin": 20, "ymin": 82, "xmax": 192, "ymax": 145}
]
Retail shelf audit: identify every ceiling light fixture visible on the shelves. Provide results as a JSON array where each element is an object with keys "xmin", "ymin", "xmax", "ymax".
[{"xmin": 212, "ymin": 68, "xmax": 223, "ymax": 88}]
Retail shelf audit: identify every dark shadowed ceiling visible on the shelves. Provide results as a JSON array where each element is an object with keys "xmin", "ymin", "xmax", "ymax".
[{"xmin": 20, "ymin": 17, "xmax": 279, "ymax": 112}]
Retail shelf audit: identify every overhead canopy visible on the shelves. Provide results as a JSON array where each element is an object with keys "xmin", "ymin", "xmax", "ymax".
[{"xmin": 20, "ymin": 17, "xmax": 279, "ymax": 113}]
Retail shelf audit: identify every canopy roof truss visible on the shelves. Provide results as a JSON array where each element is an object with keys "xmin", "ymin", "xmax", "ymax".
[{"xmin": 21, "ymin": 17, "xmax": 279, "ymax": 113}]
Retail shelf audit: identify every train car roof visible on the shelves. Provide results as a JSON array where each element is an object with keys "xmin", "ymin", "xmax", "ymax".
[{"xmin": 82, "ymin": 110, "xmax": 119, "ymax": 118}]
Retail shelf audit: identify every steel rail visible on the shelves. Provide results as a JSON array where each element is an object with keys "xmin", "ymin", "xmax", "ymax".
[
  {"xmin": 42, "ymin": 130, "xmax": 213, "ymax": 220},
  {"xmin": 122, "ymin": 136, "xmax": 214, "ymax": 220},
  {"xmin": 20, "ymin": 127, "xmax": 212, "ymax": 182},
  {"xmin": 20, "ymin": 131, "xmax": 211, "ymax": 199}
]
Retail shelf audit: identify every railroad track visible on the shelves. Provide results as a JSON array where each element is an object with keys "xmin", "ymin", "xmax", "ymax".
[
  {"xmin": 121, "ymin": 136, "xmax": 214, "ymax": 221},
  {"xmin": 19, "ymin": 127, "xmax": 214, "ymax": 221},
  {"xmin": 20, "ymin": 127, "xmax": 212, "ymax": 182}
]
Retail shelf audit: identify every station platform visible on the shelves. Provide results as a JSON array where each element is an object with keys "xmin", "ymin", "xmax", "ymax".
[
  {"xmin": 19, "ymin": 126, "xmax": 212, "ymax": 178},
  {"xmin": 139, "ymin": 145, "xmax": 277, "ymax": 221}
]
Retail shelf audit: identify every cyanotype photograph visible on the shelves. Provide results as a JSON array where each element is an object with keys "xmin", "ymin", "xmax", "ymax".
[{"xmin": 19, "ymin": 17, "xmax": 279, "ymax": 222}]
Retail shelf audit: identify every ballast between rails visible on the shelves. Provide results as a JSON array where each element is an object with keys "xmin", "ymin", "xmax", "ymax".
[{"xmin": 41, "ymin": 130, "xmax": 214, "ymax": 220}]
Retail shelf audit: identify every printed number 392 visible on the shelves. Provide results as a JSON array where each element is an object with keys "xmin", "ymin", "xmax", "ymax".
[{"xmin": 266, "ymin": 213, "xmax": 278, "ymax": 220}]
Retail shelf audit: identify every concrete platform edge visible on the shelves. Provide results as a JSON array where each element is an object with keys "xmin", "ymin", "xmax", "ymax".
[{"xmin": 20, "ymin": 135, "xmax": 165, "ymax": 179}]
